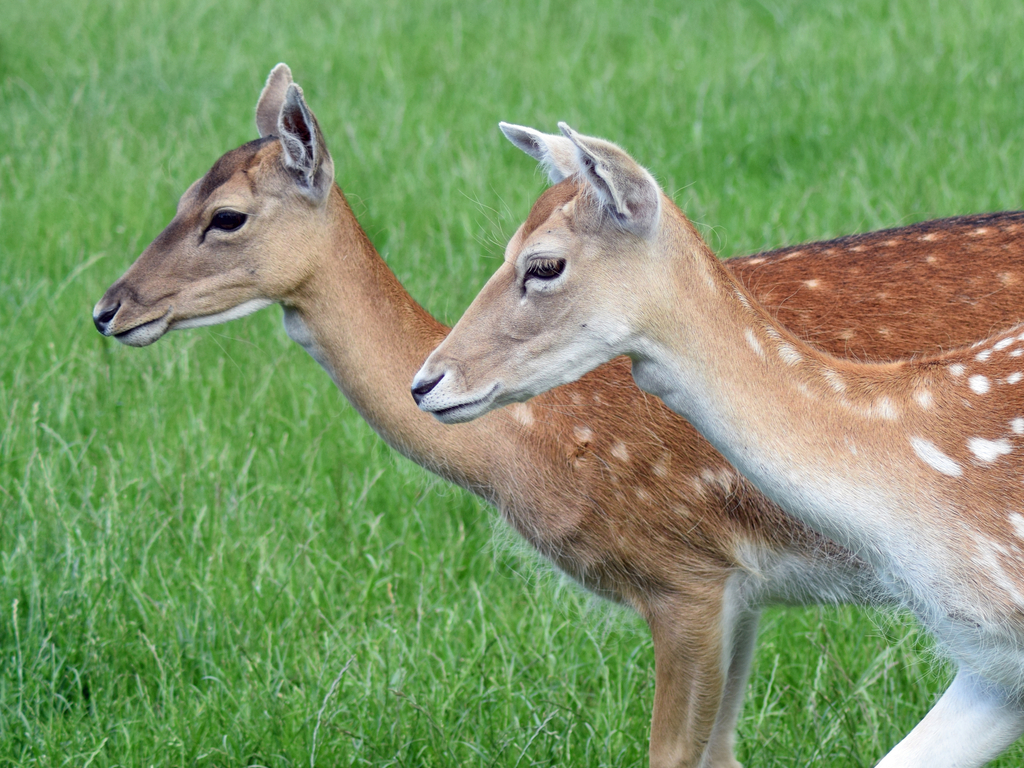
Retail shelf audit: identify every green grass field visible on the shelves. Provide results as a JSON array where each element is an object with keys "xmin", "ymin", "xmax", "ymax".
[{"xmin": 3, "ymin": 0, "xmax": 1024, "ymax": 764}]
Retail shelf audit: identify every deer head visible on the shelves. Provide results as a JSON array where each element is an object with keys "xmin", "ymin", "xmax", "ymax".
[
  {"xmin": 412, "ymin": 122, "xmax": 683, "ymax": 423},
  {"xmin": 92, "ymin": 63, "xmax": 335, "ymax": 346}
]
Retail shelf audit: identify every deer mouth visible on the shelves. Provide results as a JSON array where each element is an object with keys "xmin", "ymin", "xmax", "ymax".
[
  {"xmin": 112, "ymin": 310, "xmax": 173, "ymax": 347},
  {"xmin": 422, "ymin": 384, "xmax": 502, "ymax": 424}
]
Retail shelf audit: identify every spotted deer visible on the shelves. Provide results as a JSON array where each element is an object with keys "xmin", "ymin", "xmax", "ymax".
[
  {"xmin": 413, "ymin": 122, "xmax": 1024, "ymax": 766},
  {"xmin": 94, "ymin": 69, "xmax": 1024, "ymax": 768}
]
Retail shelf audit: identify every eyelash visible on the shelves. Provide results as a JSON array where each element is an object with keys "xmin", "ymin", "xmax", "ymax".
[
  {"xmin": 209, "ymin": 210, "xmax": 248, "ymax": 232},
  {"xmin": 525, "ymin": 258, "xmax": 566, "ymax": 280}
]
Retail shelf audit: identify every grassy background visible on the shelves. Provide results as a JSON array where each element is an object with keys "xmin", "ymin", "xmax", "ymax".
[{"xmin": 3, "ymin": 0, "xmax": 1024, "ymax": 765}]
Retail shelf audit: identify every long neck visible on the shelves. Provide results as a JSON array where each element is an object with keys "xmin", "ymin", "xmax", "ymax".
[
  {"xmin": 631, "ymin": 208, "xmax": 931, "ymax": 550},
  {"xmin": 283, "ymin": 186, "xmax": 505, "ymax": 492}
]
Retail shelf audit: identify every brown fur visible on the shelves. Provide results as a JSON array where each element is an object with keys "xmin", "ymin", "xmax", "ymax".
[
  {"xmin": 415, "ymin": 124, "xmax": 1024, "ymax": 763},
  {"xmin": 94, "ymin": 86, "xmax": 1024, "ymax": 768}
]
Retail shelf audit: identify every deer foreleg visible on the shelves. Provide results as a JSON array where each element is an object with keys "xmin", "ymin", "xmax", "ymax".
[
  {"xmin": 876, "ymin": 666, "xmax": 1024, "ymax": 768},
  {"xmin": 648, "ymin": 589, "xmax": 754, "ymax": 768}
]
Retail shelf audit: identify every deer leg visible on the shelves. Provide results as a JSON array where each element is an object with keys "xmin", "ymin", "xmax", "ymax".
[
  {"xmin": 699, "ymin": 606, "xmax": 760, "ymax": 768},
  {"xmin": 648, "ymin": 586, "xmax": 748, "ymax": 768},
  {"xmin": 875, "ymin": 666, "xmax": 1024, "ymax": 768}
]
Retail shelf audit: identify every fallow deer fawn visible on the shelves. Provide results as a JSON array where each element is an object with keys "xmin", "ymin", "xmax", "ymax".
[
  {"xmin": 94, "ymin": 69, "xmax": 1024, "ymax": 767},
  {"xmin": 414, "ymin": 123, "xmax": 1024, "ymax": 766}
]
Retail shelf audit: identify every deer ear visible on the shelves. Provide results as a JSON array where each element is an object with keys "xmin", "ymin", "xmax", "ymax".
[
  {"xmin": 558, "ymin": 123, "xmax": 661, "ymax": 239},
  {"xmin": 277, "ymin": 83, "xmax": 335, "ymax": 203},
  {"xmin": 256, "ymin": 63, "xmax": 293, "ymax": 138},
  {"xmin": 499, "ymin": 122, "xmax": 578, "ymax": 183}
]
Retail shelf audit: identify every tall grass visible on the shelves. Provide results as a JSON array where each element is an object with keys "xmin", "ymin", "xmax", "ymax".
[{"xmin": 2, "ymin": 0, "xmax": 1024, "ymax": 764}]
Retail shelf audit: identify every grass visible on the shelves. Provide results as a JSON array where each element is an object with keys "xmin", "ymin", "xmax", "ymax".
[{"xmin": 2, "ymin": 0, "xmax": 1024, "ymax": 764}]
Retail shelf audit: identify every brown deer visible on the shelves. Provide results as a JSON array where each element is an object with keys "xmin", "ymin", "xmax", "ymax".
[
  {"xmin": 95, "ymin": 68, "xmax": 1024, "ymax": 768},
  {"xmin": 414, "ymin": 122, "xmax": 1024, "ymax": 767}
]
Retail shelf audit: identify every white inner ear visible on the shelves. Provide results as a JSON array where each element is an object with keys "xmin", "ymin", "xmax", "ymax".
[
  {"xmin": 573, "ymin": 146, "xmax": 620, "ymax": 213},
  {"xmin": 500, "ymin": 123, "xmax": 578, "ymax": 183},
  {"xmin": 539, "ymin": 137, "xmax": 581, "ymax": 183},
  {"xmin": 278, "ymin": 87, "xmax": 318, "ymax": 179}
]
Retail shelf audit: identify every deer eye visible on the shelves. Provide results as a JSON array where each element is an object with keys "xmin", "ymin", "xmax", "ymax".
[
  {"xmin": 210, "ymin": 210, "xmax": 247, "ymax": 231},
  {"xmin": 525, "ymin": 258, "xmax": 566, "ymax": 281}
]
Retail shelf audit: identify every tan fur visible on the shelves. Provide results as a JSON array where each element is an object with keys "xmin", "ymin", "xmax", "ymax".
[
  {"xmin": 96, "ymin": 81, "xmax": 1024, "ymax": 768},
  {"xmin": 416, "ymin": 125, "xmax": 1024, "ymax": 766}
]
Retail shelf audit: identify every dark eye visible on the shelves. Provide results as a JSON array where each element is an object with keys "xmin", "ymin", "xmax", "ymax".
[
  {"xmin": 210, "ymin": 210, "xmax": 247, "ymax": 231},
  {"xmin": 525, "ymin": 258, "xmax": 566, "ymax": 281}
]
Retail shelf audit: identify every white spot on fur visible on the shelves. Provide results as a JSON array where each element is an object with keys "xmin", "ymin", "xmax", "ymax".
[
  {"xmin": 510, "ymin": 403, "xmax": 534, "ymax": 427},
  {"xmin": 949, "ymin": 364, "xmax": 965, "ymax": 377},
  {"xmin": 976, "ymin": 349, "xmax": 993, "ymax": 362},
  {"xmin": 968, "ymin": 437, "xmax": 1013, "ymax": 463},
  {"xmin": 916, "ymin": 390, "xmax": 933, "ymax": 409},
  {"xmin": 910, "ymin": 437, "xmax": 962, "ymax": 477},
  {"xmin": 746, "ymin": 329, "xmax": 765, "ymax": 358},
  {"xmin": 1005, "ymin": 372, "xmax": 1024, "ymax": 385},
  {"xmin": 1012, "ymin": 418, "xmax": 1024, "ymax": 435},
  {"xmin": 995, "ymin": 337, "xmax": 1015, "ymax": 352},
  {"xmin": 1012, "ymin": 349, "xmax": 1024, "ymax": 358},
  {"xmin": 919, "ymin": 233, "xmax": 937, "ymax": 241},
  {"xmin": 611, "ymin": 442, "xmax": 630, "ymax": 462},
  {"xmin": 746, "ymin": 257, "xmax": 765, "ymax": 265},
  {"xmin": 822, "ymin": 369, "xmax": 846, "ymax": 392},
  {"xmin": 782, "ymin": 250, "xmax": 805, "ymax": 261},
  {"xmin": 1010, "ymin": 513, "xmax": 1024, "ymax": 540},
  {"xmin": 734, "ymin": 289, "xmax": 752, "ymax": 310},
  {"xmin": 778, "ymin": 343, "xmax": 802, "ymax": 365},
  {"xmin": 926, "ymin": 255, "xmax": 937, "ymax": 263},
  {"xmin": 969, "ymin": 375, "xmax": 991, "ymax": 394},
  {"xmin": 972, "ymin": 227, "xmax": 990, "ymax": 236},
  {"xmin": 875, "ymin": 397, "xmax": 898, "ymax": 420},
  {"xmin": 652, "ymin": 454, "xmax": 670, "ymax": 478},
  {"xmin": 795, "ymin": 382, "xmax": 816, "ymax": 400},
  {"xmin": 803, "ymin": 279, "xmax": 820, "ymax": 289},
  {"xmin": 573, "ymin": 426, "xmax": 593, "ymax": 443}
]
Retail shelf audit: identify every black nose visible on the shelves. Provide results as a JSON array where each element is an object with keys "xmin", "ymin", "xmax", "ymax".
[
  {"xmin": 93, "ymin": 302, "xmax": 119, "ymax": 334},
  {"xmin": 411, "ymin": 373, "xmax": 443, "ymax": 405}
]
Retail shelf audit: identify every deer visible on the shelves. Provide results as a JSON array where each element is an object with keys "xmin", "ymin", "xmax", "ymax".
[
  {"xmin": 92, "ymin": 67, "xmax": 1024, "ymax": 768},
  {"xmin": 413, "ymin": 122, "xmax": 1024, "ymax": 767}
]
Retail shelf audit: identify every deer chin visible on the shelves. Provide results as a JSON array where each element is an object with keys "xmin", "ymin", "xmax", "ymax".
[
  {"xmin": 170, "ymin": 298, "xmax": 276, "ymax": 331},
  {"xmin": 113, "ymin": 311, "xmax": 173, "ymax": 347},
  {"xmin": 108, "ymin": 298, "xmax": 276, "ymax": 347},
  {"xmin": 420, "ymin": 383, "xmax": 503, "ymax": 424}
]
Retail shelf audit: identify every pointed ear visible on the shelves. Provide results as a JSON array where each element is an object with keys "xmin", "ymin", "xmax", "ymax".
[
  {"xmin": 558, "ymin": 123, "xmax": 661, "ymax": 239},
  {"xmin": 256, "ymin": 63, "xmax": 293, "ymax": 138},
  {"xmin": 499, "ymin": 122, "xmax": 579, "ymax": 183},
  {"xmin": 277, "ymin": 83, "xmax": 335, "ymax": 203}
]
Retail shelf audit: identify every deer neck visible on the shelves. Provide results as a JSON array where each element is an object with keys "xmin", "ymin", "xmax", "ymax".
[
  {"xmin": 629, "ymin": 210, "xmax": 914, "ymax": 551},
  {"xmin": 281, "ymin": 186, "xmax": 500, "ymax": 490}
]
